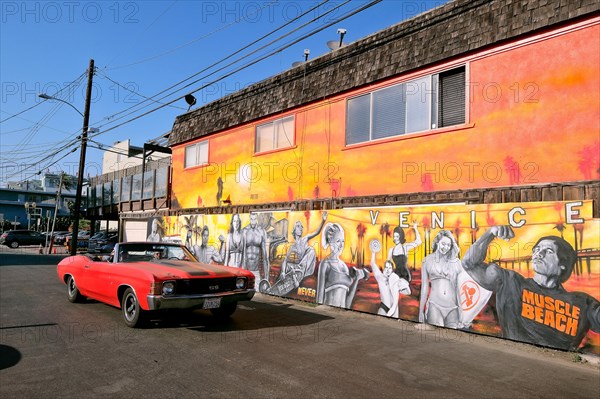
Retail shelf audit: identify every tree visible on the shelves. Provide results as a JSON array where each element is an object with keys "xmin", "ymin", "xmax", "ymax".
[
  {"xmin": 379, "ymin": 222, "xmax": 390, "ymax": 258},
  {"xmin": 356, "ymin": 223, "xmax": 366, "ymax": 267}
]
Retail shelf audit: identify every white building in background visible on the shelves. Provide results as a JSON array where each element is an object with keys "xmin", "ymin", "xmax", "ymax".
[
  {"xmin": 87, "ymin": 132, "xmax": 172, "ymax": 238},
  {"xmin": 102, "ymin": 138, "xmax": 170, "ymax": 175}
]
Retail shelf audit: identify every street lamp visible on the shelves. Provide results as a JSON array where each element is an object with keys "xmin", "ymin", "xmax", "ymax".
[{"xmin": 38, "ymin": 59, "xmax": 95, "ymax": 255}]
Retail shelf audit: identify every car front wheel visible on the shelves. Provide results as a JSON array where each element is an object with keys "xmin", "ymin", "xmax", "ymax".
[
  {"xmin": 121, "ymin": 288, "xmax": 146, "ymax": 328},
  {"xmin": 66, "ymin": 275, "xmax": 85, "ymax": 303},
  {"xmin": 210, "ymin": 301, "xmax": 237, "ymax": 319},
  {"xmin": 9, "ymin": 241, "xmax": 19, "ymax": 248}
]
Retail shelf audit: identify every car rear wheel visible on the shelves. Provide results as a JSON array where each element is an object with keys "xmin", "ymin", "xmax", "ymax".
[
  {"xmin": 122, "ymin": 288, "xmax": 146, "ymax": 328},
  {"xmin": 66, "ymin": 276, "xmax": 84, "ymax": 303},
  {"xmin": 9, "ymin": 241, "xmax": 19, "ymax": 249},
  {"xmin": 210, "ymin": 301, "xmax": 237, "ymax": 319}
]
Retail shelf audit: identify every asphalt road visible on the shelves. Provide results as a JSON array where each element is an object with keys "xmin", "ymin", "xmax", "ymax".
[{"xmin": 1, "ymin": 247, "xmax": 599, "ymax": 398}]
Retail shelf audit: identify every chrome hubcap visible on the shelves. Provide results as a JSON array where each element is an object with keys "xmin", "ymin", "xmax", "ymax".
[{"xmin": 125, "ymin": 294, "xmax": 136, "ymax": 320}]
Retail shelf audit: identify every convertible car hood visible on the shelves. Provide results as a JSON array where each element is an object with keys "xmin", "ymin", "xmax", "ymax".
[{"xmin": 122, "ymin": 261, "xmax": 244, "ymax": 280}]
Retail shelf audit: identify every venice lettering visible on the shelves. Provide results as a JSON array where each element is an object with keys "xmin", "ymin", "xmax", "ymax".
[
  {"xmin": 521, "ymin": 289, "xmax": 580, "ymax": 336},
  {"xmin": 392, "ymin": 201, "xmax": 583, "ymax": 229}
]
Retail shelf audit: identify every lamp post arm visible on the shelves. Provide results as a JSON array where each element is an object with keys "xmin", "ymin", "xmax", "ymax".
[{"xmin": 39, "ymin": 95, "xmax": 84, "ymax": 117}]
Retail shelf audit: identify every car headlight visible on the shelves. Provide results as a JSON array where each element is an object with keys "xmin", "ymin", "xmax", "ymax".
[
  {"xmin": 162, "ymin": 281, "xmax": 176, "ymax": 296},
  {"xmin": 235, "ymin": 277, "xmax": 246, "ymax": 290}
]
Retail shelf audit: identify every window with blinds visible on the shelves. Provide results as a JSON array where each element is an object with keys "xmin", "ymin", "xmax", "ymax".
[
  {"xmin": 346, "ymin": 66, "xmax": 465, "ymax": 145},
  {"xmin": 184, "ymin": 140, "xmax": 209, "ymax": 168},
  {"xmin": 255, "ymin": 115, "xmax": 295, "ymax": 153}
]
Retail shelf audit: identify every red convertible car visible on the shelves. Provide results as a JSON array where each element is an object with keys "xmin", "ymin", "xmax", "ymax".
[{"xmin": 57, "ymin": 242, "xmax": 255, "ymax": 327}]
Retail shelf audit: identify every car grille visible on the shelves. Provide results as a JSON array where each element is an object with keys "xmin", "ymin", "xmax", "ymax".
[{"xmin": 175, "ymin": 278, "xmax": 237, "ymax": 295}]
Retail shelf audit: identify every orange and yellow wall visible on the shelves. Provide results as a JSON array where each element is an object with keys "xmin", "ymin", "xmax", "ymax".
[{"xmin": 170, "ymin": 19, "xmax": 599, "ymax": 209}]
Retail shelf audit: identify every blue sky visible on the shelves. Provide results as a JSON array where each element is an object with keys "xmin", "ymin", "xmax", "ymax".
[{"xmin": 1, "ymin": 0, "xmax": 447, "ymax": 186}]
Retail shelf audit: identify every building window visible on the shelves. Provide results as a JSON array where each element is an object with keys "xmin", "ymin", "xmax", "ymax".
[
  {"xmin": 184, "ymin": 140, "xmax": 209, "ymax": 168},
  {"xmin": 121, "ymin": 176, "xmax": 132, "ymax": 202},
  {"xmin": 112, "ymin": 179, "xmax": 120, "ymax": 204},
  {"xmin": 255, "ymin": 115, "xmax": 294, "ymax": 153},
  {"xmin": 131, "ymin": 174, "xmax": 142, "ymax": 201},
  {"xmin": 155, "ymin": 168, "xmax": 168, "ymax": 197},
  {"xmin": 346, "ymin": 66, "xmax": 465, "ymax": 145},
  {"xmin": 437, "ymin": 67, "xmax": 466, "ymax": 128}
]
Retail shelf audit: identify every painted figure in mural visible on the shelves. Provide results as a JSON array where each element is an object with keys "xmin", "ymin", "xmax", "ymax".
[
  {"xmin": 224, "ymin": 213, "xmax": 243, "ymax": 268},
  {"xmin": 185, "ymin": 229, "xmax": 193, "ymax": 251},
  {"xmin": 418, "ymin": 230, "xmax": 463, "ymax": 328},
  {"xmin": 369, "ymin": 239, "xmax": 411, "ymax": 318},
  {"xmin": 147, "ymin": 218, "xmax": 162, "ymax": 242},
  {"xmin": 317, "ymin": 223, "xmax": 370, "ymax": 309},
  {"xmin": 281, "ymin": 212, "xmax": 328, "ymax": 280},
  {"xmin": 463, "ymin": 225, "xmax": 600, "ymax": 351},
  {"xmin": 387, "ymin": 223, "xmax": 421, "ymax": 282},
  {"xmin": 192, "ymin": 225, "xmax": 224, "ymax": 264},
  {"xmin": 242, "ymin": 212, "xmax": 270, "ymax": 290},
  {"xmin": 268, "ymin": 212, "xmax": 328, "ymax": 296},
  {"xmin": 183, "ymin": 215, "xmax": 196, "ymax": 250},
  {"xmin": 216, "ymin": 176, "xmax": 223, "ymax": 206}
]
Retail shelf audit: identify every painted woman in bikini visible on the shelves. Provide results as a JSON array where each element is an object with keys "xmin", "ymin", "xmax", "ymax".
[
  {"xmin": 316, "ymin": 223, "xmax": 368, "ymax": 309},
  {"xmin": 224, "ymin": 214, "xmax": 243, "ymax": 268},
  {"xmin": 418, "ymin": 230, "xmax": 463, "ymax": 328},
  {"xmin": 387, "ymin": 222, "xmax": 422, "ymax": 282}
]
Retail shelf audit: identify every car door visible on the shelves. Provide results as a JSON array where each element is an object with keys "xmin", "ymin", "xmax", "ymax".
[
  {"xmin": 23, "ymin": 232, "xmax": 34, "ymax": 245},
  {"xmin": 31, "ymin": 232, "xmax": 44, "ymax": 245},
  {"xmin": 80, "ymin": 258, "xmax": 115, "ymax": 304}
]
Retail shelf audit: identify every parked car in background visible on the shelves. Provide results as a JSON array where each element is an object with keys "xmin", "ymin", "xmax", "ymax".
[
  {"xmin": 88, "ymin": 231, "xmax": 118, "ymax": 252},
  {"xmin": 57, "ymin": 242, "xmax": 256, "ymax": 327},
  {"xmin": 53, "ymin": 232, "xmax": 72, "ymax": 245},
  {"xmin": 0, "ymin": 230, "xmax": 47, "ymax": 248},
  {"xmin": 64, "ymin": 230, "xmax": 91, "ymax": 249},
  {"xmin": 43, "ymin": 231, "xmax": 69, "ymax": 243}
]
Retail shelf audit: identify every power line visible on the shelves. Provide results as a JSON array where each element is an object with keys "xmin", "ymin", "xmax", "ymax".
[
  {"xmin": 92, "ymin": 0, "xmax": 381, "ymax": 138},
  {"xmin": 95, "ymin": 70, "xmax": 186, "ymax": 110},
  {"xmin": 6, "ymin": 0, "xmax": 337, "ymax": 183},
  {"xmin": 4, "ymin": 1, "xmax": 382, "ymax": 184},
  {"xmin": 4, "ymin": 139, "xmax": 80, "ymax": 183},
  {"xmin": 0, "ymin": 71, "xmax": 87, "ymax": 124},
  {"xmin": 0, "ymin": 72, "xmax": 86, "ymax": 164},
  {"xmin": 89, "ymin": 0, "xmax": 334, "ymax": 129}
]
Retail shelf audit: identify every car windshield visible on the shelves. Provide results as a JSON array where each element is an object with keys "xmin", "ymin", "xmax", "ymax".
[{"xmin": 117, "ymin": 243, "xmax": 197, "ymax": 263}]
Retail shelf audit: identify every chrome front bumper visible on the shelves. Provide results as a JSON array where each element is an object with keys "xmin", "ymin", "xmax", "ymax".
[{"xmin": 146, "ymin": 289, "xmax": 255, "ymax": 310}]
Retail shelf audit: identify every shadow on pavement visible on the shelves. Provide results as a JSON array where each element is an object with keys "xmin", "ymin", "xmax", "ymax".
[
  {"xmin": 0, "ymin": 345, "xmax": 22, "ymax": 370},
  {"xmin": 147, "ymin": 299, "xmax": 334, "ymax": 332}
]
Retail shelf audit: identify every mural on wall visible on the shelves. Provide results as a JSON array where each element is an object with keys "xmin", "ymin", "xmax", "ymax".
[
  {"xmin": 146, "ymin": 217, "xmax": 165, "ymax": 242},
  {"xmin": 147, "ymin": 200, "xmax": 599, "ymax": 354}
]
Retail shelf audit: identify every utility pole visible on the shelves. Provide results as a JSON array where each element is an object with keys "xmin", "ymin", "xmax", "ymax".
[{"xmin": 70, "ymin": 59, "xmax": 94, "ymax": 256}]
